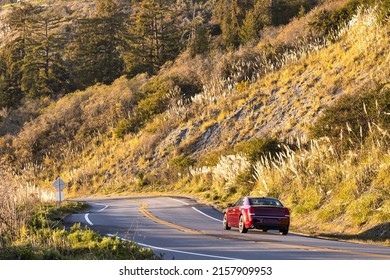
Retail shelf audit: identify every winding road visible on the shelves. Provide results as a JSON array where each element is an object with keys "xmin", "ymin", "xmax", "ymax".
[{"xmin": 64, "ymin": 196, "xmax": 390, "ymax": 260}]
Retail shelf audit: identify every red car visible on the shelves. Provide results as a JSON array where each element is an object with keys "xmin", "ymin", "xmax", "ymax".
[{"xmin": 223, "ymin": 196, "xmax": 290, "ymax": 235}]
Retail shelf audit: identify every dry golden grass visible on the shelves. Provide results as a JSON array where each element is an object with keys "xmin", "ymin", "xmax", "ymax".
[
  {"xmin": 0, "ymin": 161, "xmax": 55, "ymax": 246},
  {"xmin": 1, "ymin": 1, "xmax": 389, "ymax": 244}
]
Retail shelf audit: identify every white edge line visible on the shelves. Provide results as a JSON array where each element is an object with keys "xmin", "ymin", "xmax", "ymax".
[
  {"xmin": 192, "ymin": 207, "xmax": 223, "ymax": 223},
  {"xmin": 168, "ymin": 197, "xmax": 189, "ymax": 205},
  {"xmin": 97, "ymin": 205, "xmax": 109, "ymax": 212},
  {"xmin": 86, "ymin": 200, "xmax": 238, "ymax": 259},
  {"xmin": 85, "ymin": 213, "xmax": 94, "ymax": 226},
  {"xmin": 168, "ymin": 197, "xmax": 223, "ymax": 223},
  {"xmin": 88, "ymin": 202, "xmax": 109, "ymax": 212},
  {"xmin": 107, "ymin": 234, "xmax": 241, "ymax": 260},
  {"xmin": 84, "ymin": 203, "xmax": 109, "ymax": 225}
]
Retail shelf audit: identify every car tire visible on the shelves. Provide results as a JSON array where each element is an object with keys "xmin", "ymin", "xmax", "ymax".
[
  {"xmin": 223, "ymin": 214, "xmax": 231, "ymax": 230},
  {"xmin": 280, "ymin": 228, "xmax": 288, "ymax": 235},
  {"xmin": 238, "ymin": 215, "xmax": 248, "ymax": 233},
  {"xmin": 261, "ymin": 229, "xmax": 268, "ymax": 232}
]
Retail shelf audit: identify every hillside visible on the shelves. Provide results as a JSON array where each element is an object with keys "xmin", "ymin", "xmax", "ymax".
[{"xmin": 1, "ymin": 0, "xmax": 389, "ymax": 247}]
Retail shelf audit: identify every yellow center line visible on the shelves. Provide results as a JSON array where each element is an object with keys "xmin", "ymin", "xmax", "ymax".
[
  {"xmin": 129, "ymin": 199, "xmax": 201, "ymax": 235},
  {"xmin": 129, "ymin": 199, "xmax": 390, "ymax": 259}
]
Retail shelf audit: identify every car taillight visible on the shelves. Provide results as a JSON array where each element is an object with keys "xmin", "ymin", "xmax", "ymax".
[
  {"xmin": 249, "ymin": 207, "xmax": 255, "ymax": 216},
  {"xmin": 284, "ymin": 208, "xmax": 290, "ymax": 217}
]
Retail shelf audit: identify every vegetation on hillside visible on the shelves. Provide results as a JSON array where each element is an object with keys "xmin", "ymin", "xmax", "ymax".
[
  {"xmin": 1, "ymin": 0, "xmax": 389, "ymax": 257},
  {"xmin": 1, "ymin": 0, "xmax": 335, "ymax": 109},
  {"xmin": 0, "ymin": 200, "xmax": 157, "ymax": 259}
]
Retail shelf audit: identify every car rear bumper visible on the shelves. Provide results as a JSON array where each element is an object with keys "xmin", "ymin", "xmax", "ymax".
[{"xmin": 248, "ymin": 216, "xmax": 290, "ymax": 230}]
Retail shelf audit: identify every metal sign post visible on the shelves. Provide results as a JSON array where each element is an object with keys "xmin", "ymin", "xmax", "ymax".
[{"xmin": 52, "ymin": 177, "xmax": 67, "ymax": 206}]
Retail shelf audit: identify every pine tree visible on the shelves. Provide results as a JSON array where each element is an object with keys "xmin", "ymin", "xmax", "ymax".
[
  {"xmin": 0, "ymin": 46, "xmax": 23, "ymax": 108},
  {"xmin": 214, "ymin": 0, "xmax": 254, "ymax": 48},
  {"xmin": 2, "ymin": 2, "xmax": 41, "ymax": 102},
  {"xmin": 126, "ymin": 0, "xmax": 181, "ymax": 76},
  {"xmin": 21, "ymin": 11, "xmax": 69, "ymax": 97},
  {"xmin": 0, "ymin": 47, "xmax": 22, "ymax": 109},
  {"xmin": 225, "ymin": 0, "xmax": 241, "ymax": 48},
  {"xmin": 5, "ymin": 2, "xmax": 40, "ymax": 62},
  {"xmin": 239, "ymin": 0, "xmax": 272, "ymax": 44},
  {"xmin": 67, "ymin": 0, "xmax": 125, "ymax": 89},
  {"xmin": 188, "ymin": 25, "xmax": 210, "ymax": 57},
  {"xmin": 181, "ymin": 1, "xmax": 212, "ymax": 56},
  {"xmin": 271, "ymin": 0, "xmax": 315, "ymax": 26},
  {"xmin": 4, "ymin": 2, "xmax": 71, "ymax": 98}
]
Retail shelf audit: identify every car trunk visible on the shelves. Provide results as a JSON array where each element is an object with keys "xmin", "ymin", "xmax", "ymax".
[{"xmin": 251, "ymin": 206, "xmax": 287, "ymax": 217}]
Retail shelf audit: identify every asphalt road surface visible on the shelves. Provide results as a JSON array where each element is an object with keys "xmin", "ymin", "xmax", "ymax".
[{"xmin": 64, "ymin": 196, "xmax": 390, "ymax": 260}]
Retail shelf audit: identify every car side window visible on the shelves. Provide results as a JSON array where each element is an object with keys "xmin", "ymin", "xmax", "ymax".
[{"xmin": 233, "ymin": 198, "xmax": 244, "ymax": 207}]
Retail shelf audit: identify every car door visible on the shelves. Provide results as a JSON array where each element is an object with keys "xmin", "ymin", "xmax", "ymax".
[{"xmin": 229, "ymin": 198, "xmax": 244, "ymax": 227}]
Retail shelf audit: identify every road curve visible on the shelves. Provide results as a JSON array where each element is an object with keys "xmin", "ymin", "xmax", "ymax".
[{"xmin": 65, "ymin": 196, "xmax": 390, "ymax": 260}]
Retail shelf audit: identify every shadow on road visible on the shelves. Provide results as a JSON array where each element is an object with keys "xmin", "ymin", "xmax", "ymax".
[{"xmin": 318, "ymin": 222, "xmax": 390, "ymax": 245}]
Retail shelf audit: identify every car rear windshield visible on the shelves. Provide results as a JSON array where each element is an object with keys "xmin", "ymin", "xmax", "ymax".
[{"xmin": 249, "ymin": 198, "xmax": 283, "ymax": 207}]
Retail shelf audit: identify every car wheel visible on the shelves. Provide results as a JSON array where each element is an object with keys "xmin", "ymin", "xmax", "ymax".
[
  {"xmin": 238, "ymin": 215, "xmax": 248, "ymax": 233},
  {"xmin": 223, "ymin": 214, "xmax": 231, "ymax": 230},
  {"xmin": 262, "ymin": 229, "xmax": 268, "ymax": 232},
  {"xmin": 280, "ymin": 228, "xmax": 288, "ymax": 235}
]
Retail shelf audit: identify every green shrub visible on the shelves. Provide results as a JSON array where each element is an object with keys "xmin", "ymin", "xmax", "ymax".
[
  {"xmin": 309, "ymin": 84, "xmax": 390, "ymax": 148},
  {"xmin": 171, "ymin": 75, "xmax": 202, "ymax": 100},
  {"xmin": 135, "ymin": 171, "xmax": 149, "ymax": 188},
  {"xmin": 169, "ymin": 155, "xmax": 196, "ymax": 177},
  {"xmin": 136, "ymin": 93, "xmax": 168, "ymax": 123},
  {"xmin": 0, "ymin": 202, "xmax": 157, "ymax": 260},
  {"xmin": 272, "ymin": 0, "xmax": 318, "ymax": 26},
  {"xmin": 234, "ymin": 137, "xmax": 282, "ymax": 162},
  {"xmin": 114, "ymin": 118, "xmax": 138, "ymax": 139},
  {"xmin": 170, "ymin": 155, "xmax": 196, "ymax": 168},
  {"xmin": 310, "ymin": 0, "xmax": 390, "ymax": 35},
  {"xmin": 310, "ymin": 1, "xmax": 359, "ymax": 35},
  {"xmin": 293, "ymin": 187, "xmax": 323, "ymax": 215},
  {"xmin": 133, "ymin": 77, "xmax": 174, "ymax": 125},
  {"xmin": 346, "ymin": 193, "xmax": 378, "ymax": 226},
  {"xmin": 377, "ymin": 0, "xmax": 390, "ymax": 20},
  {"xmin": 316, "ymin": 203, "xmax": 344, "ymax": 223}
]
